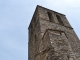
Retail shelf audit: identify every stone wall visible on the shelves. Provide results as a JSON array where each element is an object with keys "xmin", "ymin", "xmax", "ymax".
[{"xmin": 28, "ymin": 5, "xmax": 80, "ymax": 60}]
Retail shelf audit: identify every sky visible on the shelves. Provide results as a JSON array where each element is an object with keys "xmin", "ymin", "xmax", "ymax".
[{"xmin": 0, "ymin": 0, "xmax": 80, "ymax": 60}]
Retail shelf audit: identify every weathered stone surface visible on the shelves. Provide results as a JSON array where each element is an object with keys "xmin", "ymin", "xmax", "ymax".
[{"xmin": 28, "ymin": 5, "xmax": 80, "ymax": 60}]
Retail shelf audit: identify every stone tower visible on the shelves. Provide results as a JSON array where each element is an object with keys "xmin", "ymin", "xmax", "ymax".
[{"xmin": 28, "ymin": 5, "xmax": 80, "ymax": 60}]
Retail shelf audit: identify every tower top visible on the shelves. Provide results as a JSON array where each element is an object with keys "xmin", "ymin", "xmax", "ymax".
[
  {"xmin": 37, "ymin": 5, "xmax": 65, "ymax": 16},
  {"xmin": 28, "ymin": 5, "xmax": 72, "ymax": 29}
]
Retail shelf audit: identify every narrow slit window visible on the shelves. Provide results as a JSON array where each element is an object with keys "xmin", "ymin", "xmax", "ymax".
[
  {"xmin": 35, "ymin": 35, "xmax": 37, "ymax": 44},
  {"xmin": 56, "ymin": 15, "xmax": 64, "ymax": 25},
  {"xmin": 47, "ymin": 12, "xmax": 54, "ymax": 22}
]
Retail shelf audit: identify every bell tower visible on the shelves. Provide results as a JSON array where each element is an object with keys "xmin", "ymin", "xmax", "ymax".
[{"xmin": 28, "ymin": 5, "xmax": 80, "ymax": 60}]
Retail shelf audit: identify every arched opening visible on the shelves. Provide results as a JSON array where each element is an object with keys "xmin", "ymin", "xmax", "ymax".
[
  {"xmin": 56, "ymin": 15, "xmax": 64, "ymax": 25},
  {"xmin": 47, "ymin": 12, "xmax": 54, "ymax": 22}
]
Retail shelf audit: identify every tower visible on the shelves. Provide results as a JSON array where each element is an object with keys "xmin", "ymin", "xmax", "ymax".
[{"xmin": 28, "ymin": 5, "xmax": 80, "ymax": 60}]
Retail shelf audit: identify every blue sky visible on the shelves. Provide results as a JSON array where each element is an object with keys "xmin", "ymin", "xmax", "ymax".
[{"xmin": 0, "ymin": 0, "xmax": 80, "ymax": 60}]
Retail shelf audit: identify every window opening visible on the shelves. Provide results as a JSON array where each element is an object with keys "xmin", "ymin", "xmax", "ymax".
[
  {"xmin": 56, "ymin": 15, "xmax": 64, "ymax": 25},
  {"xmin": 47, "ymin": 12, "xmax": 54, "ymax": 22}
]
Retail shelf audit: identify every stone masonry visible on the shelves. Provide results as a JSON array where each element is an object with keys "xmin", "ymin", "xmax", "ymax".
[{"xmin": 28, "ymin": 5, "xmax": 80, "ymax": 60}]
